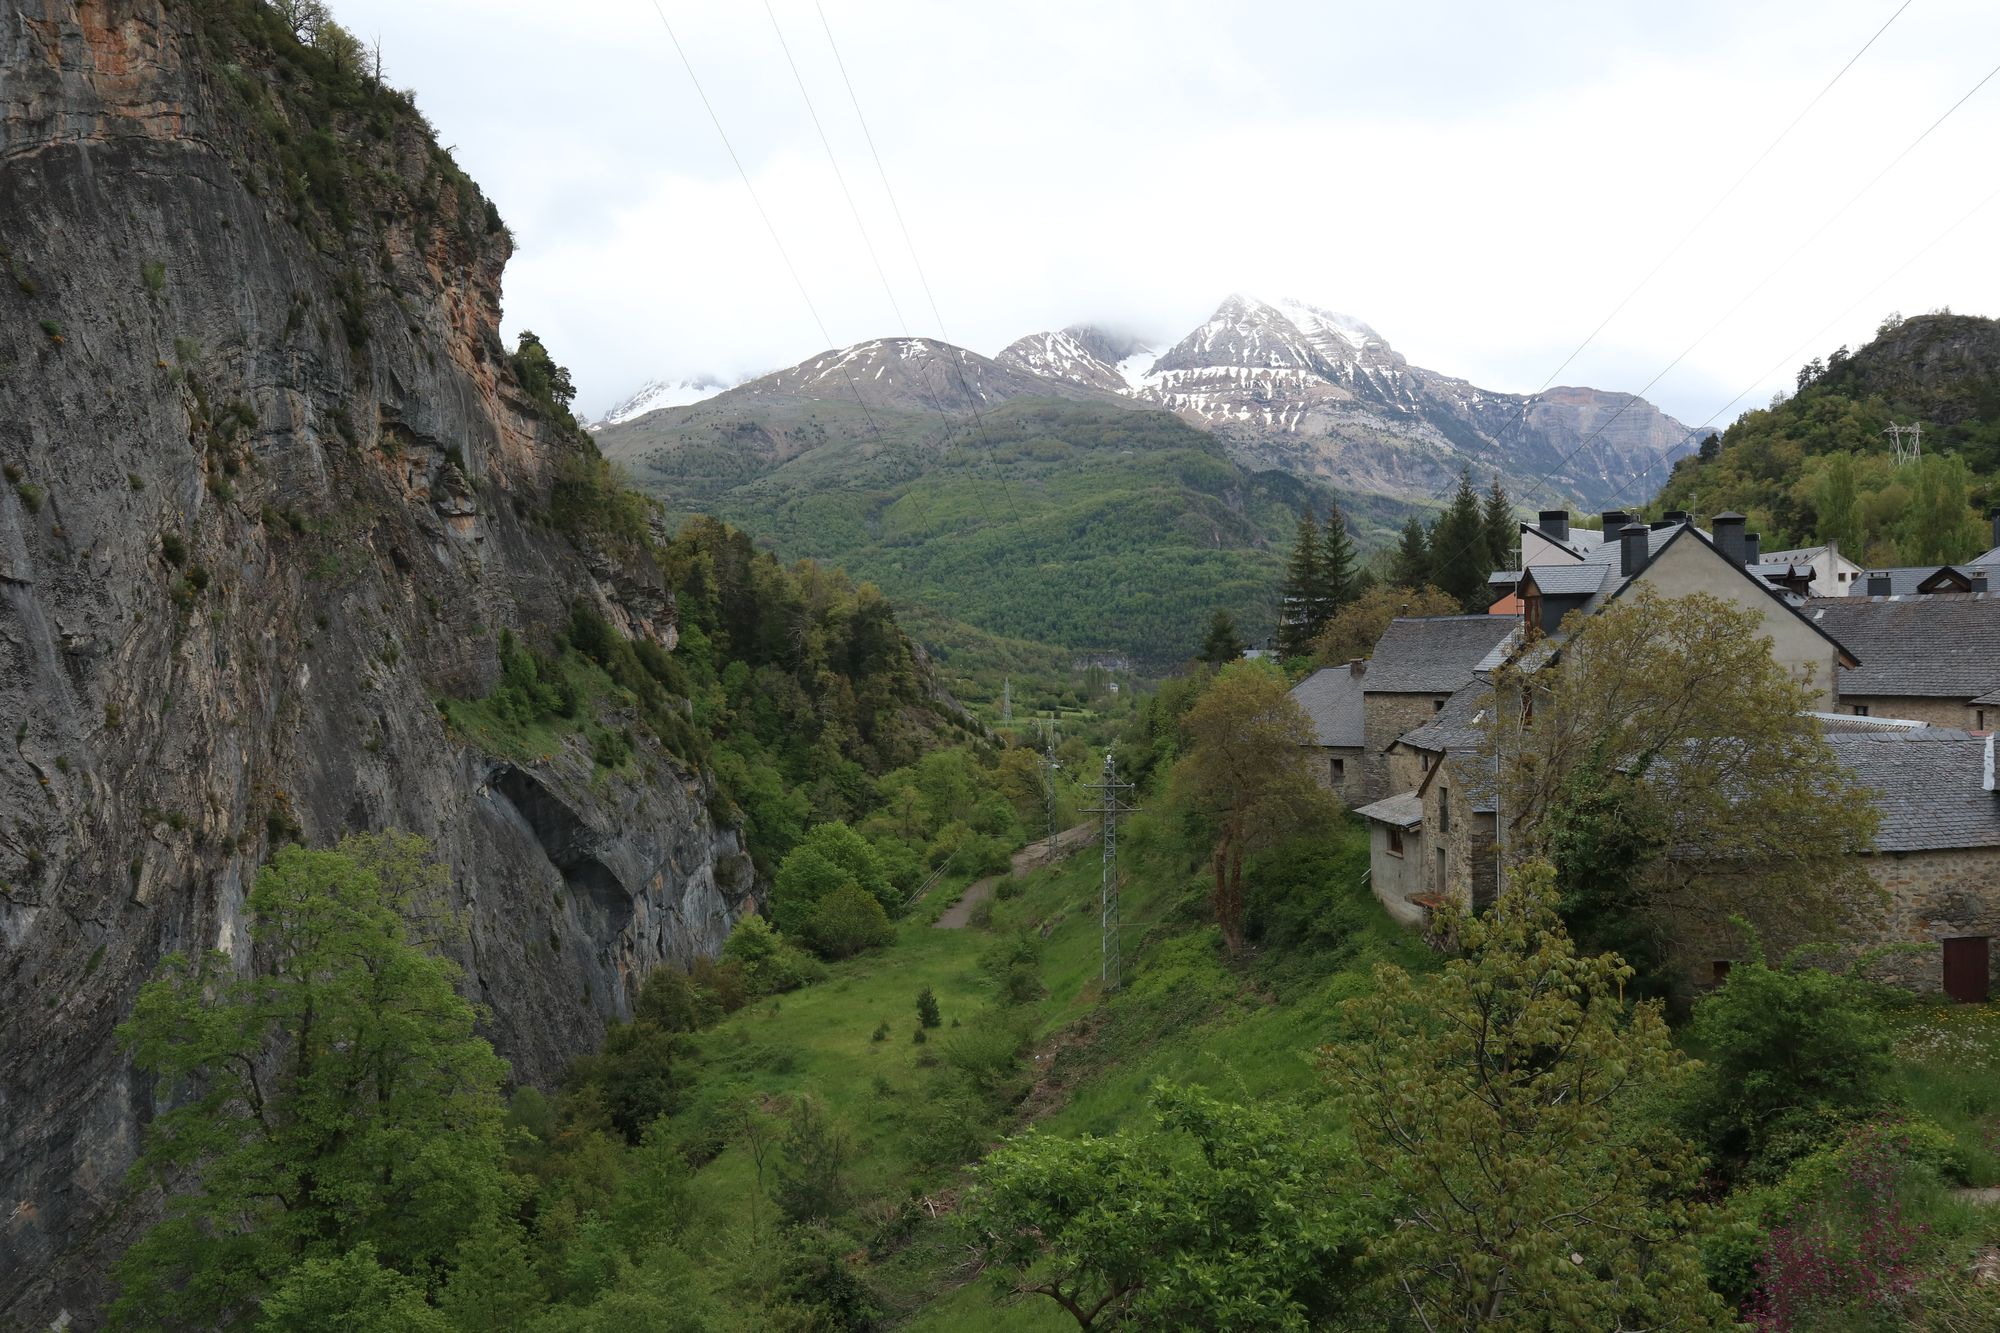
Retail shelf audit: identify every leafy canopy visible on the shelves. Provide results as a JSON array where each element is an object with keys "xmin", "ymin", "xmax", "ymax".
[{"xmin": 1323, "ymin": 861, "xmax": 1730, "ymax": 1332}]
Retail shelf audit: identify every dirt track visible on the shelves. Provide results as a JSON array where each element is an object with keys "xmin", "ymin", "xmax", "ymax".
[{"xmin": 933, "ymin": 823, "xmax": 1098, "ymax": 929}]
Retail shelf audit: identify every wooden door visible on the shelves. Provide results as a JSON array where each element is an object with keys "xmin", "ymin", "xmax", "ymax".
[{"xmin": 1943, "ymin": 937, "xmax": 1990, "ymax": 1003}]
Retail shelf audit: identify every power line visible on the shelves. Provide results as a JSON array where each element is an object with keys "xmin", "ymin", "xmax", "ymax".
[
  {"xmin": 811, "ymin": 0, "xmax": 1011, "ymax": 472},
  {"xmin": 1418, "ymin": 0, "xmax": 1918, "ymax": 507},
  {"xmin": 643, "ymin": 0, "xmax": 880, "ymax": 435},
  {"xmin": 1614, "ymin": 180, "xmax": 2000, "ymax": 498},
  {"xmin": 1417, "ymin": 51, "xmax": 2000, "ymax": 581},
  {"xmin": 762, "ymin": 0, "xmax": 966, "ymax": 457}
]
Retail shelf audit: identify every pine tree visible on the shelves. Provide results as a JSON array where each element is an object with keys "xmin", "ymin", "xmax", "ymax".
[
  {"xmin": 1314, "ymin": 499, "xmax": 1359, "ymax": 623},
  {"xmin": 1199, "ymin": 609, "xmax": 1246, "ymax": 666},
  {"xmin": 1277, "ymin": 512, "xmax": 1322, "ymax": 659},
  {"xmin": 1428, "ymin": 468, "xmax": 1493, "ymax": 613},
  {"xmin": 1392, "ymin": 516, "xmax": 1432, "ymax": 588},
  {"xmin": 1481, "ymin": 476, "xmax": 1516, "ymax": 570}
]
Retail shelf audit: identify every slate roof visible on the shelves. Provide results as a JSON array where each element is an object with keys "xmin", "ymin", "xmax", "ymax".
[
  {"xmin": 1806, "ymin": 595, "xmax": 2000, "ymax": 698},
  {"xmin": 1363, "ymin": 615, "xmax": 1520, "ymax": 694},
  {"xmin": 1289, "ymin": 666, "xmax": 1365, "ymax": 748},
  {"xmin": 1854, "ymin": 566, "xmax": 1991, "ymax": 596},
  {"xmin": 1762, "ymin": 544, "xmax": 1832, "ymax": 563},
  {"xmin": 1826, "ymin": 731, "xmax": 2000, "ymax": 853},
  {"xmin": 1353, "ymin": 791, "xmax": 1423, "ymax": 829},
  {"xmin": 1522, "ymin": 563, "xmax": 1612, "ymax": 596},
  {"xmin": 1399, "ymin": 681, "xmax": 1493, "ymax": 753}
]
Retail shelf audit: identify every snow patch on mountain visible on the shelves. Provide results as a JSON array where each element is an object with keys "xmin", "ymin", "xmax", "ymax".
[{"xmin": 591, "ymin": 376, "xmax": 737, "ymax": 430}]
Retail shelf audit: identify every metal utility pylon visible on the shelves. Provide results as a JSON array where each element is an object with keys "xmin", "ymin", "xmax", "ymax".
[
  {"xmin": 1884, "ymin": 421, "xmax": 1923, "ymax": 466},
  {"xmin": 1084, "ymin": 751, "xmax": 1136, "ymax": 991}
]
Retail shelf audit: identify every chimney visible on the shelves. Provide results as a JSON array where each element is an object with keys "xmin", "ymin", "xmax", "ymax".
[
  {"xmin": 1974, "ymin": 571, "xmax": 1990, "ymax": 593},
  {"xmin": 1986, "ymin": 732, "xmax": 1995, "ymax": 793},
  {"xmin": 1620, "ymin": 522, "xmax": 1651, "ymax": 578},
  {"xmin": 1990, "ymin": 508, "xmax": 2000, "ymax": 548},
  {"xmin": 1347, "ymin": 658, "xmax": 1366, "ymax": 679},
  {"xmin": 1538, "ymin": 509, "xmax": 1569, "ymax": 543},
  {"xmin": 1867, "ymin": 571, "xmax": 1891, "ymax": 596},
  {"xmin": 1712, "ymin": 512, "xmax": 1747, "ymax": 566},
  {"xmin": 1600, "ymin": 509, "xmax": 1630, "ymax": 536},
  {"xmin": 1652, "ymin": 509, "xmax": 1690, "ymax": 530},
  {"xmin": 1745, "ymin": 532, "xmax": 1761, "ymax": 564}
]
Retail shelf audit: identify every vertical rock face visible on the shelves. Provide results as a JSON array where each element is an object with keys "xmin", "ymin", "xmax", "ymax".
[{"xmin": 0, "ymin": 3, "xmax": 749, "ymax": 1322}]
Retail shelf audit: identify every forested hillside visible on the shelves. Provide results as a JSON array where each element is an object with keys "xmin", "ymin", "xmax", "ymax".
[
  {"xmin": 604, "ymin": 397, "xmax": 1381, "ymax": 665},
  {"xmin": 1654, "ymin": 311, "xmax": 2000, "ymax": 561}
]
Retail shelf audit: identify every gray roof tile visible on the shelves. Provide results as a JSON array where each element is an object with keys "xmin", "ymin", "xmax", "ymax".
[
  {"xmin": 1354, "ymin": 791, "xmax": 1423, "ymax": 829},
  {"xmin": 1399, "ymin": 681, "xmax": 1493, "ymax": 753},
  {"xmin": 1289, "ymin": 666, "xmax": 1365, "ymax": 748},
  {"xmin": 1363, "ymin": 615, "xmax": 1519, "ymax": 694},
  {"xmin": 1825, "ymin": 731, "xmax": 2000, "ymax": 852},
  {"xmin": 1807, "ymin": 595, "xmax": 2000, "ymax": 698}
]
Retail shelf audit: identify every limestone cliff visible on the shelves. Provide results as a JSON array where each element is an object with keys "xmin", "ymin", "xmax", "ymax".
[{"xmin": 0, "ymin": 2, "xmax": 751, "ymax": 1322}]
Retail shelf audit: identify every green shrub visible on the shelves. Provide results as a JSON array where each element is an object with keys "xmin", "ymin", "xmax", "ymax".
[
  {"xmin": 720, "ymin": 914, "xmax": 823, "ymax": 996},
  {"xmin": 801, "ymin": 883, "xmax": 893, "ymax": 961},
  {"xmin": 14, "ymin": 482, "xmax": 43, "ymax": 514},
  {"xmin": 1680, "ymin": 952, "xmax": 1897, "ymax": 1180},
  {"xmin": 160, "ymin": 533, "xmax": 187, "ymax": 566},
  {"xmin": 771, "ymin": 823, "xmax": 893, "ymax": 936},
  {"xmin": 870, "ymin": 1020, "xmax": 889, "ymax": 1043},
  {"xmin": 942, "ymin": 1011, "xmax": 1032, "ymax": 1099},
  {"xmin": 981, "ymin": 932, "xmax": 1043, "ymax": 1006},
  {"xmin": 142, "ymin": 261, "xmax": 166, "ymax": 294},
  {"xmin": 916, "ymin": 985, "xmax": 941, "ymax": 1029}
]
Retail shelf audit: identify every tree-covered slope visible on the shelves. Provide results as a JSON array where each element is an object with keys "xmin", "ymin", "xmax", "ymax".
[
  {"xmin": 1653, "ymin": 312, "xmax": 2000, "ymax": 562},
  {"xmin": 605, "ymin": 397, "xmax": 1357, "ymax": 665}
]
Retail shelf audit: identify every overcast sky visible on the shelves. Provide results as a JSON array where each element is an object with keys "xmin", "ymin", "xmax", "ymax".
[{"xmin": 329, "ymin": 1, "xmax": 1999, "ymax": 426}]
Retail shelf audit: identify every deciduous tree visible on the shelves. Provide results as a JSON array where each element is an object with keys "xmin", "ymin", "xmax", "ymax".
[
  {"xmin": 1169, "ymin": 664, "xmax": 1341, "ymax": 954},
  {"xmin": 1323, "ymin": 861, "xmax": 1730, "ymax": 1331},
  {"xmin": 1309, "ymin": 583, "xmax": 1462, "ymax": 667},
  {"xmin": 110, "ymin": 835, "xmax": 509, "ymax": 1330},
  {"xmin": 1488, "ymin": 589, "xmax": 1882, "ymax": 965}
]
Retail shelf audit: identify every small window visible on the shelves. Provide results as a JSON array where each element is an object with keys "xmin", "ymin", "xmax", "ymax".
[
  {"xmin": 1386, "ymin": 827, "xmax": 1404, "ymax": 856},
  {"xmin": 1329, "ymin": 756, "xmax": 1345, "ymax": 783},
  {"xmin": 1421, "ymin": 752, "xmax": 1434, "ymax": 771},
  {"xmin": 1437, "ymin": 788, "xmax": 1450, "ymax": 836},
  {"xmin": 1432, "ymin": 698, "xmax": 1447, "ymax": 712},
  {"xmin": 1853, "ymin": 704, "xmax": 1870, "ymax": 717},
  {"xmin": 1979, "ymin": 709, "xmax": 1987, "ymax": 731},
  {"xmin": 1839, "ymin": 571, "xmax": 1850, "ymax": 582}
]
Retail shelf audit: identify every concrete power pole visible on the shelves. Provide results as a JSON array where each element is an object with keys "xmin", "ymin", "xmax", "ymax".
[{"xmin": 1084, "ymin": 751, "xmax": 1136, "ymax": 991}]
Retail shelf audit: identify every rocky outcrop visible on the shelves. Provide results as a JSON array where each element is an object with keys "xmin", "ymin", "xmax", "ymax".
[{"xmin": 0, "ymin": 3, "xmax": 748, "ymax": 1323}]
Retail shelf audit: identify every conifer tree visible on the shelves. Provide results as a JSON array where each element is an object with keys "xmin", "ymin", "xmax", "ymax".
[
  {"xmin": 1314, "ymin": 499, "xmax": 1359, "ymax": 623},
  {"xmin": 1199, "ymin": 609, "xmax": 1246, "ymax": 666},
  {"xmin": 1392, "ymin": 516, "xmax": 1432, "ymax": 588},
  {"xmin": 1277, "ymin": 512, "xmax": 1322, "ymax": 658},
  {"xmin": 1481, "ymin": 476, "xmax": 1516, "ymax": 570},
  {"xmin": 1428, "ymin": 468, "xmax": 1493, "ymax": 612}
]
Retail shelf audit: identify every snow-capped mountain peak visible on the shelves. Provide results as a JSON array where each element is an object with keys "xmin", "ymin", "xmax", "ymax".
[{"xmin": 589, "ymin": 375, "xmax": 738, "ymax": 431}]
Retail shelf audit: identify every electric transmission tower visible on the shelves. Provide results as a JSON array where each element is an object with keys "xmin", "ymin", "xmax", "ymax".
[
  {"xmin": 1884, "ymin": 421, "xmax": 1923, "ymax": 466},
  {"xmin": 1040, "ymin": 723, "xmax": 1060, "ymax": 845},
  {"xmin": 1084, "ymin": 751, "xmax": 1136, "ymax": 991}
]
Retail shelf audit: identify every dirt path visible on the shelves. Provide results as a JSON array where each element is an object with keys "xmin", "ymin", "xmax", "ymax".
[{"xmin": 934, "ymin": 823, "xmax": 1098, "ymax": 929}]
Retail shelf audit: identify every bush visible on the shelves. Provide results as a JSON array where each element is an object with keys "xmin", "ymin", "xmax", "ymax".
[
  {"xmin": 1680, "ymin": 953, "xmax": 1897, "ymax": 1180},
  {"xmin": 943, "ymin": 1011, "xmax": 1032, "ymax": 1099},
  {"xmin": 720, "ymin": 914, "xmax": 823, "ymax": 996},
  {"xmin": 802, "ymin": 883, "xmax": 893, "ymax": 961},
  {"xmin": 915, "ymin": 986, "xmax": 941, "ymax": 1029},
  {"xmin": 772, "ymin": 823, "xmax": 893, "ymax": 936},
  {"xmin": 981, "ymin": 933, "xmax": 1043, "ymax": 1006},
  {"xmin": 774, "ymin": 1097, "xmax": 852, "ymax": 1226}
]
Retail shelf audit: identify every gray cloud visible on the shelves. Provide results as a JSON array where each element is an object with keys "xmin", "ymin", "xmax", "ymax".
[{"xmin": 330, "ymin": 0, "xmax": 2000, "ymax": 426}]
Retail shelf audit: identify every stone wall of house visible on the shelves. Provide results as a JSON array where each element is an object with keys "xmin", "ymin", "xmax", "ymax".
[
  {"xmin": 1307, "ymin": 744, "xmax": 1369, "ymax": 809},
  {"xmin": 1388, "ymin": 743, "xmax": 1435, "ymax": 795},
  {"xmin": 1361, "ymin": 692, "xmax": 1449, "ymax": 801},
  {"xmin": 1419, "ymin": 754, "xmax": 1498, "ymax": 913},
  {"xmin": 1837, "ymin": 696, "xmax": 1984, "ymax": 729},
  {"xmin": 1638, "ymin": 532, "xmax": 1842, "ymax": 708},
  {"xmin": 1864, "ymin": 846, "xmax": 2000, "ymax": 993}
]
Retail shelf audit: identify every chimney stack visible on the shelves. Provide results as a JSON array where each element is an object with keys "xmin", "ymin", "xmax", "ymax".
[
  {"xmin": 1348, "ymin": 658, "xmax": 1366, "ymax": 679},
  {"xmin": 1620, "ymin": 522, "xmax": 1651, "ymax": 578},
  {"xmin": 1712, "ymin": 512, "xmax": 1747, "ymax": 566},
  {"xmin": 1867, "ymin": 571, "xmax": 1891, "ymax": 596},
  {"xmin": 1538, "ymin": 509, "xmax": 1569, "ymax": 543},
  {"xmin": 1990, "ymin": 507, "xmax": 2000, "ymax": 548},
  {"xmin": 1744, "ymin": 532, "xmax": 1761, "ymax": 564},
  {"xmin": 1974, "ymin": 571, "xmax": 1990, "ymax": 593},
  {"xmin": 1600, "ymin": 510, "xmax": 1631, "ymax": 537}
]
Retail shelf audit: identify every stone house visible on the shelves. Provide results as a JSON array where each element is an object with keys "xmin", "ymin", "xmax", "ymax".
[
  {"xmin": 1352, "ymin": 615, "xmax": 1517, "ymax": 804},
  {"xmin": 1757, "ymin": 540, "xmax": 1865, "ymax": 596},
  {"xmin": 1511, "ymin": 513, "xmax": 1856, "ymax": 709},
  {"xmin": 1830, "ymin": 730, "xmax": 2000, "ymax": 998},
  {"xmin": 1806, "ymin": 594, "xmax": 2000, "ymax": 729},
  {"xmin": 1357, "ymin": 683, "xmax": 1500, "ymax": 924},
  {"xmin": 1288, "ymin": 661, "xmax": 1367, "ymax": 807}
]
